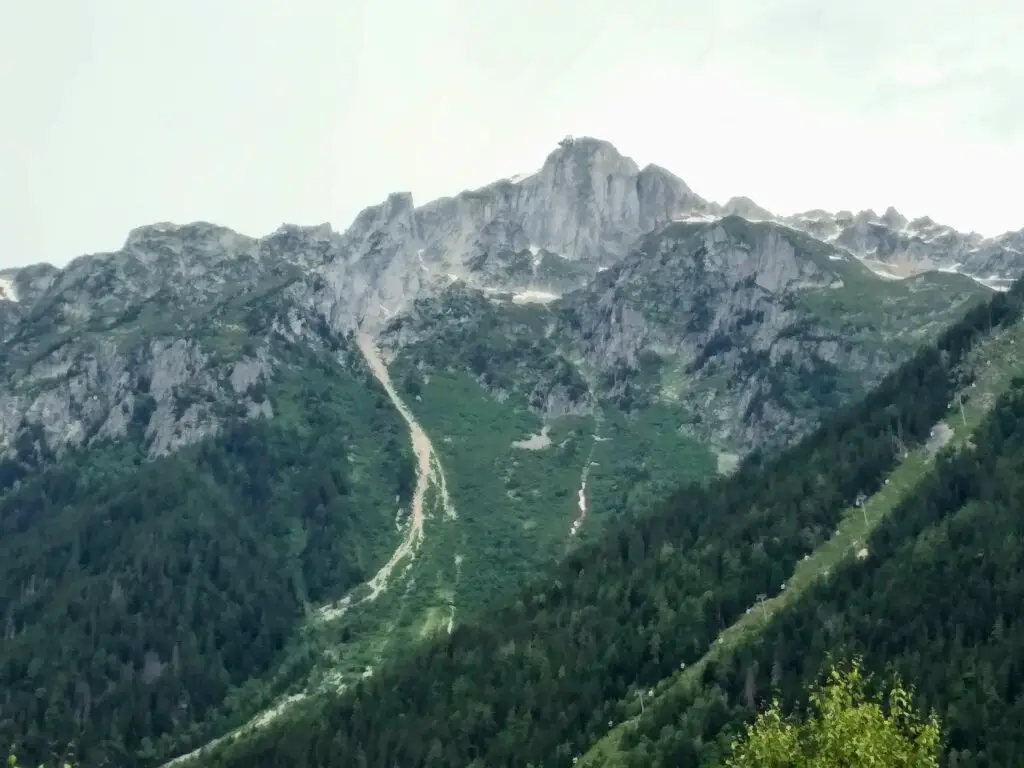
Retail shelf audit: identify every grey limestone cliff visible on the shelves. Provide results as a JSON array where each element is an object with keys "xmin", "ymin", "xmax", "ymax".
[
  {"xmin": 315, "ymin": 137, "xmax": 708, "ymax": 333},
  {"xmin": 556, "ymin": 215, "xmax": 988, "ymax": 448},
  {"xmin": 783, "ymin": 207, "xmax": 1023, "ymax": 285},
  {"xmin": 0, "ymin": 135, "xmax": 1019, "ymax": 464}
]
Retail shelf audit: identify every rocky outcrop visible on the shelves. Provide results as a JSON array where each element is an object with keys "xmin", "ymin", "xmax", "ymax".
[
  {"xmin": 782, "ymin": 208, "xmax": 1024, "ymax": 284},
  {"xmin": 311, "ymin": 136, "xmax": 1024, "ymax": 340},
  {"xmin": 713, "ymin": 196, "xmax": 774, "ymax": 220},
  {"xmin": 0, "ymin": 223, "xmax": 319, "ymax": 465},
  {"xmin": 557, "ymin": 216, "xmax": 984, "ymax": 448},
  {"xmin": 315, "ymin": 137, "xmax": 708, "ymax": 333},
  {"xmin": 0, "ymin": 333, "xmax": 278, "ymax": 463},
  {"xmin": 0, "ymin": 135, "xmax": 1018, "ymax": 463}
]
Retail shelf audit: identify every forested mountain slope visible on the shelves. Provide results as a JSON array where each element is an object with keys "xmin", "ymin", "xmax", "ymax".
[
  {"xmin": 1, "ymin": 138, "xmax": 1021, "ymax": 768},
  {"xmin": 583, "ymin": 284, "xmax": 1024, "ymax": 767},
  {"xmin": 0, "ymin": 332, "xmax": 418, "ymax": 765},
  {"xmin": 197, "ymin": 279, "xmax": 1024, "ymax": 768},
  {"xmin": 595, "ymin": 379, "xmax": 1024, "ymax": 767}
]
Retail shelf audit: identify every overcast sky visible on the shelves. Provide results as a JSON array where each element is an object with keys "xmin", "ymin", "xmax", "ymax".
[{"xmin": 2, "ymin": 0, "xmax": 1022, "ymax": 268}]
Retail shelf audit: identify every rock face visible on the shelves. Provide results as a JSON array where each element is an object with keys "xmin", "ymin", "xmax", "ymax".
[
  {"xmin": 317, "ymin": 137, "xmax": 708, "ymax": 332},
  {"xmin": 781, "ymin": 208, "xmax": 1022, "ymax": 287},
  {"xmin": 555, "ymin": 216, "xmax": 985, "ymax": 448},
  {"xmin": 0, "ymin": 222, "xmax": 324, "ymax": 466},
  {"xmin": 0, "ymin": 136, "xmax": 1018, "ymax": 464},
  {"xmin": 713, "ymin": 196, "xmax": 774, "ymax": 221}
]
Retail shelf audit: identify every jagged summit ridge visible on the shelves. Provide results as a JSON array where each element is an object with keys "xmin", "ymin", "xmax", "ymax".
[
  {"xmin": 780, "ymin": 207, "xmax": 1016, "ymax": 286},
  {"xmin": 323, "ymin": 136, "xmax": 709, "ymax": 332},
  {"xmin": 345, "ymin": 135, "xmax": 704, "ymax": 263},
  {"xmin": 5, "ymin": 135, "xmax": 1023, "ymax": 336},
  {"xmin": 0, "ymin": 133, "xmax": 1011, "ymax": 515}
]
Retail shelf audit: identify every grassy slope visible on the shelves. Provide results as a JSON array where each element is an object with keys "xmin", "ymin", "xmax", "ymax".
[
  {"xmin": 287, "ymin": 262, "xmax": 981, "ymax": 727},
  {"xmin": 580, "ymin": 310, "xmax": 1024, "ymax": 766},
  {"xmin": 160, "ymin": 339, "xmax": 719, "ymax": 767},
  {"xmin": 402, "ymin": 370, "xmax": 589, "ymax": 607},
  {"xmin": 386, "ymin": 367, "xmax": 717, "ymax": 622},
  {"xmin": 796, "ymin": 256, "xmax": 988, "ymax": 352}
]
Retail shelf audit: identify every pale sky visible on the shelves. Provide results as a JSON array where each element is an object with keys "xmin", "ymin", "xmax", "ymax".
[{"xmin": 2, "ymin": 0, "xmax": 1022, "ymax": 269}]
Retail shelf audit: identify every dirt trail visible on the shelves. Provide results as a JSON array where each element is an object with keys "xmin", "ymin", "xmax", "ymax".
[
  {"xmin": 569, "ymin": 472, "xmax": 589, "ymax": 537},
  {"xmin": 314, "ymin": 334, "xmax": 454, "ymax": 622},
  {"xmin": 163, "ymin": 333, "xmax": 456, "ymax": 767},
  {"xmin": 356, "ymin": 333, "xmax": 455, "ymax": 599},
  {"xmin": 569, "ymin": 424, "xmax": 603, "ymax": 537}
]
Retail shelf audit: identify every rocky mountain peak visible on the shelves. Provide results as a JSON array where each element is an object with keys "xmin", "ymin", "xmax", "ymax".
[
  {"xmin": 503, "ymin": 137, "xmax": 705, "ymax": 265},
  {"xmin": 719, "ymin": 196, "xmax": 774, "ymax": 220},
  {"xmin": 777, "ymin": 203, "xmax": 1021, "ymax": 287},
  {"xmin": 270, "ymin": 221, "xmax": 336, "ymax": 239},
  {"xmin": 538, "ymin": 135, "xmax": 641, "ymax": 179},
  {"xmin": 9, "ymin": 135, "xmax": 1023, "ymax": 352},
  {"xmin": 313, "ymin": 137, "xmax": 710, "ymax": 333},
  {"xmin": 122, "ymin": 221, "xmax": 250, "ymax": 252},
  {"xmin": 359, "ymin": 192, "xmax": 417, "ymax": 226},
  {"xmin": 852, "ymin": 209, "xmax": 878, "ymax": 227},
  {"xmin": 882, "ymin": 206, "xmax": 908, "ymax": 230},
  {"xmin": 347, "ymin": 192, "xmax": 421, "ymax": 252},
  {"xmin": 0, "ymin": 264, "xmax": 59, "ymax": 310}
]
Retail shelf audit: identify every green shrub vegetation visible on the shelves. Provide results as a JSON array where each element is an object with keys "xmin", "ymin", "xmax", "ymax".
[
  {"xmin": 194, "ymin": 284, "xmax": 1024, "ymax": 766},
  {"xmin": 721, "ymin": 660, "xmax": 942, "ymax": 768}
]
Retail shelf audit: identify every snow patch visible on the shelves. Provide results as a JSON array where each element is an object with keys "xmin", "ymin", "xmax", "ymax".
[
  {"xmin": 861, "ymin": 260, "xmax": 905, "ymax": 281},
  {"xmin": 512, "ymin": 290, "xmax": 560, "ymax": 304},
  {"xmin": 715, "ymin": 451, "xmax": 740, "ymax": 475},
  {"xmin": 507, "ymin": 169, "xmax": 540, "ymax": 184},
  {"xmin": 570, "ymin": 478, "xmax": 587, "ymax": 536},
  {"xmin": 974, "ymin": 275, "xmax": 1013, "ymax": 292},
  {"xmin": 513, "ymin": 425, "xmax": 552, "ymax": 450},
  {"xmin": 673, "ymin": 212, "xmax": 720, "ymax": 223},
  {"xmin": 0, "ymin": 277, "xmax": 18, "ymax": 302}
]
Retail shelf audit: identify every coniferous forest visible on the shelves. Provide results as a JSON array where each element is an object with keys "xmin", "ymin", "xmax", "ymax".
[
  {"xmin": 0, "ymin": 347, "xmax": 416, "ymax": 766},
  {"xmin": 4, "ymin": 268, "xmax": 1024, "ymax": 767},
  {"xmin": 191, "ymin": 282, "xmax": 1024, "ymax": 767}
]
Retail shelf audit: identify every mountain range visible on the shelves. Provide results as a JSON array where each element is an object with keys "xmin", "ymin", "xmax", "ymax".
[{"xmin": 1, "ymin": 136, "xmax": 1023, "ymax": 767}]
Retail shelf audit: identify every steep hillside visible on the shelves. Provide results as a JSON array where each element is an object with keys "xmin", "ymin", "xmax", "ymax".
[
  {"xmin": 0, "ymin": 295, "xmax": 420, "ymax": 764},
  {"xmin": 0, "ymin": 137, "xmax": 1021, "ymax": 767},
  {"xmin": 0, "ymin": 141, "xmax": 1004, "ymax": 471},
  {"xmin": 582, "ymin": 290, "xmax": 1024, "ymax": 767},
  {"xmin": 554, "ymin": 216, "xmax": 984, "ymax": 448},
  {"xmin": 0, "ymin": 222, "xmax": 333, "ymax": 469},
  {"xmin": 192, "ymin": 281, "xmax": 1024, "ymax": 767},
  {"xmin": 780, "ymin": 206, "xmax": 1023, "ymax": 286}
]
